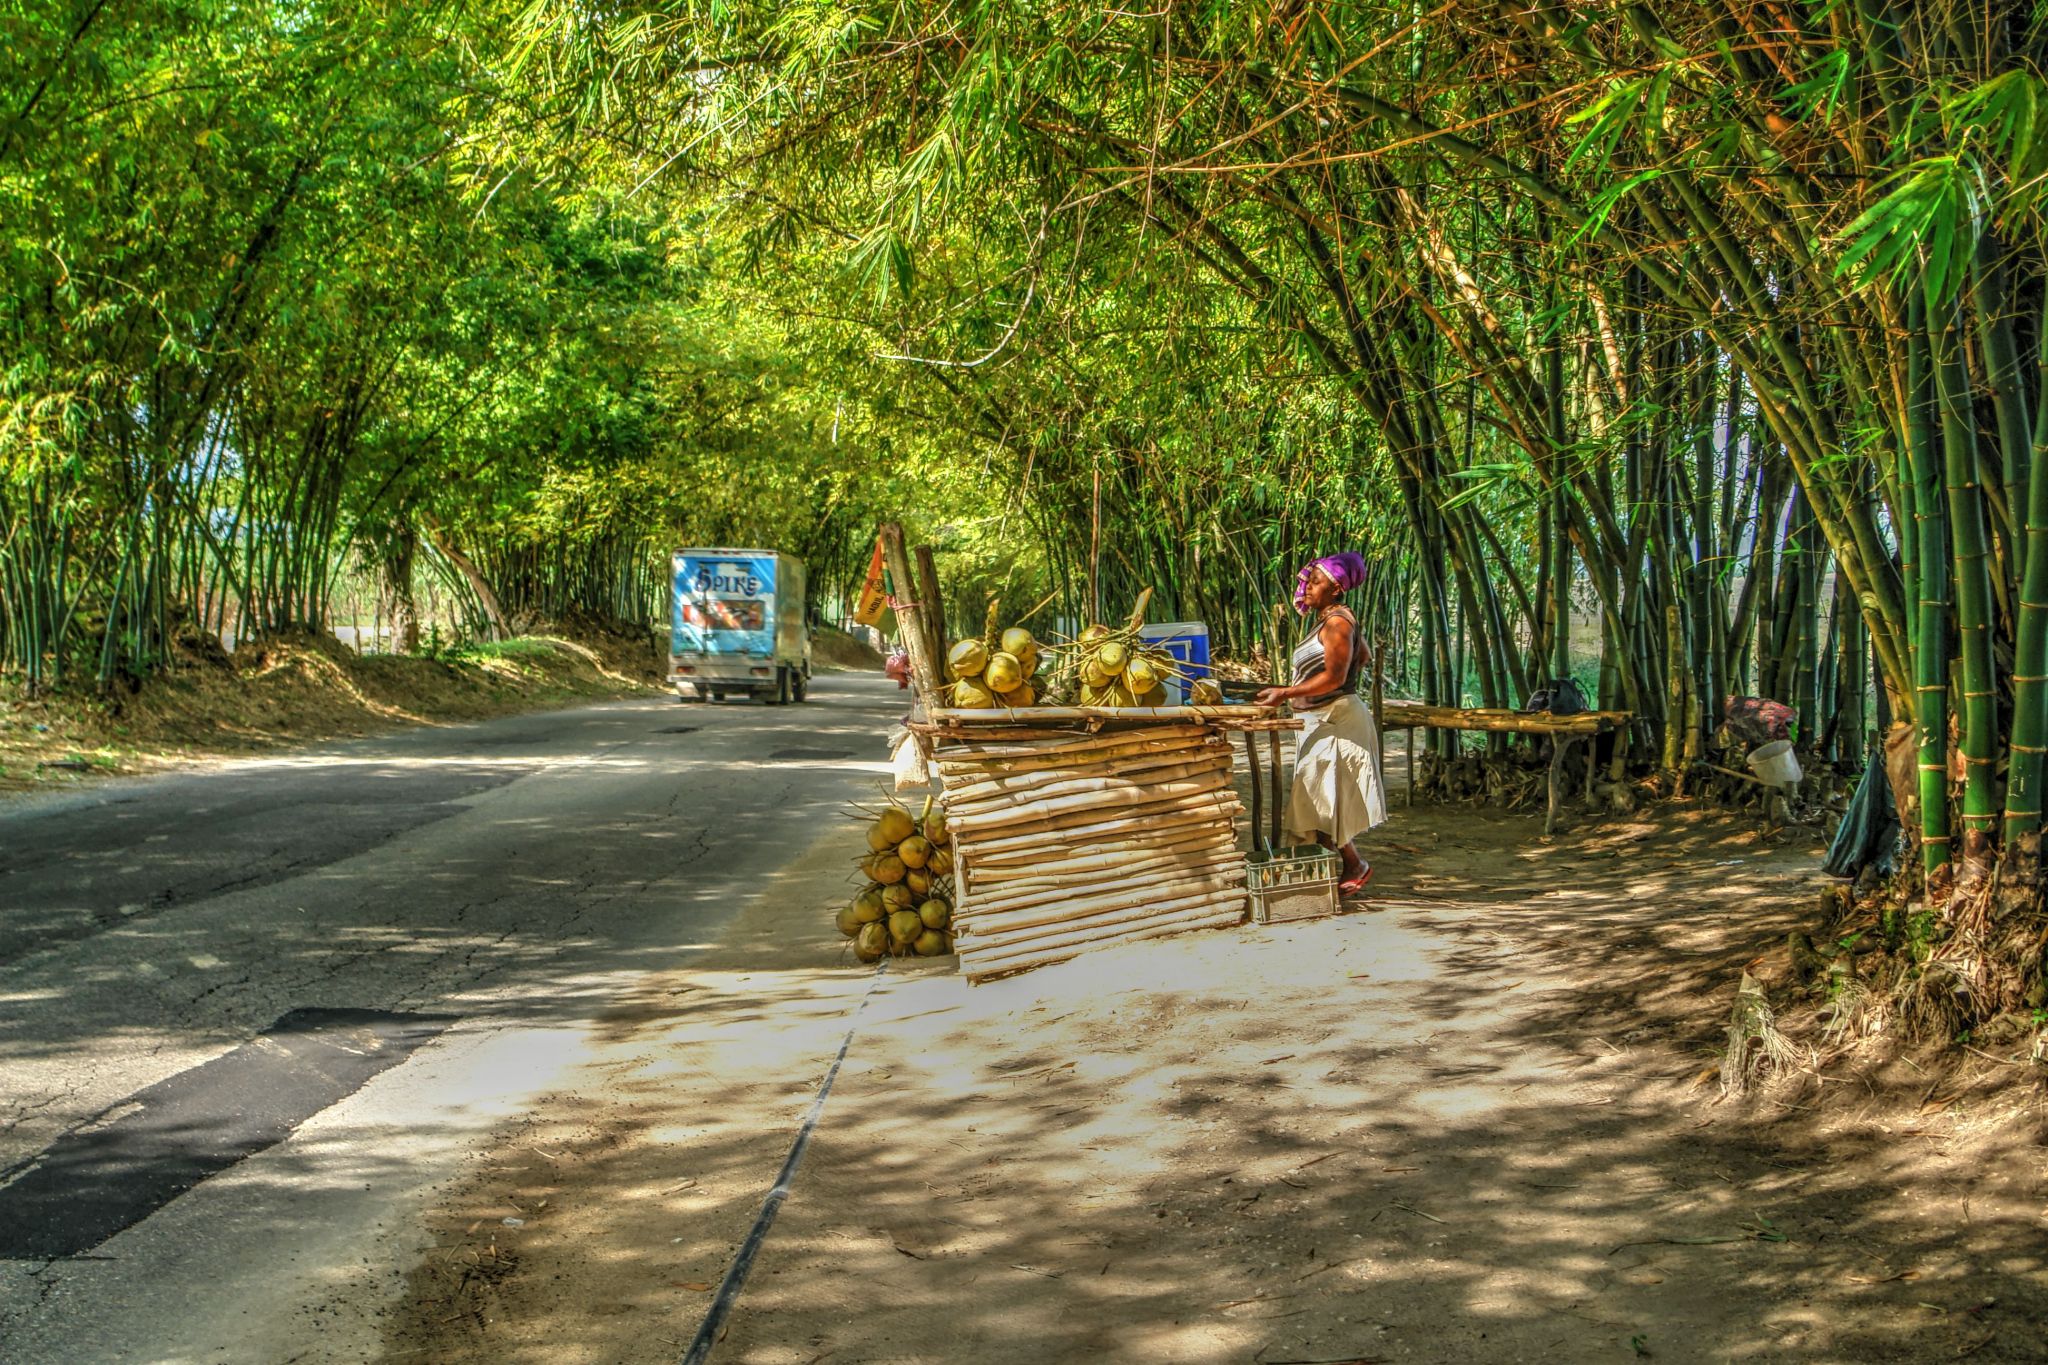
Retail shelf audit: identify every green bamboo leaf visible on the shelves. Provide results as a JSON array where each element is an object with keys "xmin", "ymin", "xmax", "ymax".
[{"xmin": 1568, "ymin": 168, "xmax": 1667, "ymax": 247}]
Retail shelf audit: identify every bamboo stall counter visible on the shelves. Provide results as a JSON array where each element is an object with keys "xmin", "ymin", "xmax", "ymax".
[{"xmin": 911, "ymin": 706, "xmax": 1292, "ymax": 983}]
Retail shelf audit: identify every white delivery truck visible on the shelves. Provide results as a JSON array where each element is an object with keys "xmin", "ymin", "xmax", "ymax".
[{"xmin": 669, "ymin": 549, "xmax": 812, "ymax": 704}]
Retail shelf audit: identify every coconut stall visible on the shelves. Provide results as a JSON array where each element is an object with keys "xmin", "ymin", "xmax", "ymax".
[{"xmin": 852, "ymin": 527, "xmax": 1295, "ymax": 983}]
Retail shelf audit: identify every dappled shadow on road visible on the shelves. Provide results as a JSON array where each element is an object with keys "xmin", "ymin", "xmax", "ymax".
[
  {"xmin": 373, "ymin": 800, "xmax": 2045, "ymax": 1365},
  {"xmin": 0, "ymin": 681, "xmax": 909, "ymax": 1170}
]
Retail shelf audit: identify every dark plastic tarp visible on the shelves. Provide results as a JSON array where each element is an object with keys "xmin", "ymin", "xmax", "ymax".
[{"xmin": 1822, "ymin": 743, "xmax": 1898, "ymax": 880}]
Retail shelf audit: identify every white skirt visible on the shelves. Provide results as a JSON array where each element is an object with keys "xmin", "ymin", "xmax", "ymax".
[{"xmin": 1282, "ymin": 694, "xmax": 1388, "ymax": 847}]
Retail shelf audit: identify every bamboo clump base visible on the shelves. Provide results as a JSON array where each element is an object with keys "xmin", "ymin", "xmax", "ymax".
[{"xmin": 933, "ymin": 720, "xmax": 1253, "ymax": 983}]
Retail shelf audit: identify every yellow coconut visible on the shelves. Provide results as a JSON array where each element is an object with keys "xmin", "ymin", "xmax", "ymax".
[
  {"xmin": 998, "ymin": 683, "xmax": 1036, "ymax": 709},
  {"xmin": 865, "ymin": 821, "xmax": 896, "ymax": 853},
  {"xmin": 947, "ymin": 637, "xmax": 988, "ymax": 679},
  {"xmin": 1102, "ymin": 679, "xmax": 1138, "ymax": 708},
  {"xmin": 852, "ymin": 888, "xmax": 887, "ymax": 924},
  {"xmin": 835, "ymin": 905, "xmax": 864, "ymax": 937},
  {"xmin": 918, "ymin": 897, "xmax": 952, "ymax": 931},
  {"xmin": 876, "ymin": 807, "xmax": 916, "ymax": 845},
  {"xmin": 923, "ymin": 810, "xmax": 949, "ymax": 846},
  {"xmin": 1124, "ymin": 652, "xmax": 1160, "ymax": 693},
  {"xmin": 881, "ymin": 881, "xmax": 915, "ymax": 911},
  {"xmin": 1190, "ymin": 677, "xmax": 1224, "ymax": 705},
  {"xmin": 950, "ymin": 675, "xmax": 998, "ymax": 709},
  {"xmin": 1138, "ymin": 684, "xmax": 1168, "ymax": 707},
  {"xmin": 855, "ymin": 922, "xmax": 888, "ymax": 962},
  {"xmin": 905, "ymin": 867, "xmax": 933, "ymax": 898},
  {"xmin": 888, "ymin": 909, "xmax": 923, "ymax": 944},
  {"xmin": 1079, "ymin": 623, "xmax": 1112, "ymax": 645},
  {"xmin": 897, "ymin": 834, "xmax": 932, "ymax": 869},
  {"xmin": 912, "ymin": 928, "xmax": 948, "ymax": 957},
  {"xmin": 928, "ymin": 845, "xmax": 954, "ymax": 876},
  {"xmin": 1080, "ymin": 656, "xmax": 1112, "ymax": 689},
  {"xmin": 869, "ymin": 852, "xmax": 907, "ymax": 885},
  {"xmin": 1096, "ymin": 639, "xmax": 1128, "ymax": 674},
  {"xmin": 999, "ymin": 626, "xmax": 1036, "ymax": 659},
  {"xmin": 984, "ymin": 651, "xmax": 1024, "ymax": 693}
]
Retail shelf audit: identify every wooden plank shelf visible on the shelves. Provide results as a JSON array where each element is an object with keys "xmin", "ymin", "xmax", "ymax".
[{"xmin": 1376, "ymin": 701, "xmax": 1633, "ymax": 835}]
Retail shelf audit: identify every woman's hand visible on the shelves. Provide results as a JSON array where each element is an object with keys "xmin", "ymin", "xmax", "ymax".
[{"xmin": 1253, "ymin": 687, "xmax": 1288, "ymax": 708}]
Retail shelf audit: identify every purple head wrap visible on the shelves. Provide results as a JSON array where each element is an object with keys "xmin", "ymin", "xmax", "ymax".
[{"xmin": 1293, "ymin": 553, "xmax": 1368, "ymax": 613}]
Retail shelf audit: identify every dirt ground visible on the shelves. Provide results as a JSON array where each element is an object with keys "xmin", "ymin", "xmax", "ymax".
[{"xmin": 379, "ymin": 780, "xmax": 2048, "ymax": 1364}]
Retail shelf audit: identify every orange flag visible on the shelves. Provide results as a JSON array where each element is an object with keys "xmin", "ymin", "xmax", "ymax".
[{"xmin": 853, "ymin": 537, "xmax": 888, "ymax": 626}]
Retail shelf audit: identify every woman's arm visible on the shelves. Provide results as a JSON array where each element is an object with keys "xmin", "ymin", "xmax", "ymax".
[{"xmin": 1254, "ymin": 612, "xmax": 1355, "ymax": 706}]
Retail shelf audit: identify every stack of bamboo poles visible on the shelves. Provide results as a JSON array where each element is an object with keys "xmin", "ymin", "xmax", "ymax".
[{"xmin": 933, "ymin": 722, "xmax": 1249, "ymax": 983}]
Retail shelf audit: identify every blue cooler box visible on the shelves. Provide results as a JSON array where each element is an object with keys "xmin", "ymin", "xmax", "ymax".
[{"xmin": 1138, "ymin": 622, "xmax": 1211, "ymax": 704}]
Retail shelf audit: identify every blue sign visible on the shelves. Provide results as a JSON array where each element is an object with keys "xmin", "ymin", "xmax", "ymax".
[{"xmin": 674, "ymin": 553, "xmax": 777, "ymax": 655}]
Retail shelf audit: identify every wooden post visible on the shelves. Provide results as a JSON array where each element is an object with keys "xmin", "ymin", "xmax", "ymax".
[
  {"xmin": 1243, "ymin": 729, "xmax": 1263, "ymax": 854},
  {"xmin": 1370, "ymin": 633, "xmax": 1385, "ymax": 733},
  {"xmin": 913, "ymin": 545, "xmax": 948, "ymax": 677},
  {"xmin": 1406, "ymin": 727, "xmax": 1416, "ymax": 807},
  {"xmin": 1268, "ymin": 729, "xmax": 1284, "ymax": 850},
  {"xmin": 880, "ymin": 523, "xmax": 943, "ymax": 701},
  {"xmin": 1545, "ymin": 737, "xmax": 1567, "ymax": 836}
]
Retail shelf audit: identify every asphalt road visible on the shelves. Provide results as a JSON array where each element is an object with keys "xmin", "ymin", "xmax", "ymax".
[{"xmin": 0, "ymin": 672, "xmax": 904, "ymax": 1362}]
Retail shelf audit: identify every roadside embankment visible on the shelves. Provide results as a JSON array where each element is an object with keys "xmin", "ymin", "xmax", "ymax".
[{"xmin": 0, "ymin": 625, "xmax": 665, "ymax": 793}]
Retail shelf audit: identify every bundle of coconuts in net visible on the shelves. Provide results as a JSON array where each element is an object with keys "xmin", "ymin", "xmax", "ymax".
[
  {"xmin": 836, "ymin": 797, "xmax": 955, "ymax": 961},
  {"xmin": 1047, "ymin": 588, "xmax": 1224, "ymax": 708},
  {"xmin": 944, "ymin": 598, "xmax": 1047, "ymax": 709}
]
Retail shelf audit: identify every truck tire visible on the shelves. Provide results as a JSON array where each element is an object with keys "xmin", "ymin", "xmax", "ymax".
[
  {"xmin": 770, "ymin": 666, "xmax": 792, "ymax": 705},
  {"xmin": 791, "ymin": 670, "xmax": 808, "ymax": 703}
]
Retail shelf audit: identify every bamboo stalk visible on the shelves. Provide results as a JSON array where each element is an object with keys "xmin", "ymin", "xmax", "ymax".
[
  {"xmin": 948, "ymin": 759, "xmax": 1232, "ymax": 814},
  {"xmin": 938, "ymin": 733, "xmax": 1230, "ymax": 772},
  {"xmin": 964, "ymin": 841, "xmax": 1240, "ymax": 889},
  {"xmin": 961, "ymin": 888, "xmax": 1249, "ymax": 961},
  {"xmin": 1935, "ymin": 295, "xmax": 2002, "ymax": 868},
  {"xmin": 963, "ymin": 807, "xmax": 1243, "ymax": 861},
  {"xmin": 953, "ymin": 788, "xmax": 1243, "ymax": 843},
  {"xmin": 961, "ymin": 887, "xmax": 1249, "ymax": 954},
  {"xmin": 959, "ymin": 858, "xmax": 1244, "ymax": 923},
  {"xmin": 935, "ymin": 724, "xmax": 1214, "ymax": 760},
  {"xmin": 943, "ymin": 748, "xmax": 1232, "ymax": 804},
  {"xmin": 941, "ymin": 731, "xmax": 1233, "ymax": 770},
  {"xmin": 1906, "ymin": 289, "xmax": 1954, "ymax": 876},
  {"xmin": 2002, "ymin": 286, "xmax": 2048, "ymax": 845},
  {"xmin": 958, "ymin": 822, "xmax": 1228, "ymax": 863},
  {"xmin": 951, "ymin": 767, "xmax": 1235, "ymax": 819},
  {"xmin": 962, "ymin": 904, "xmax": 1249, "ymax": 979}
]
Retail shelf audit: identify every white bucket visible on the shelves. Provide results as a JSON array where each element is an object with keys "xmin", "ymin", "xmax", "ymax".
[{"xmin": 1747, "ymin": 739, "xmax": 1803, "ymax": 787}]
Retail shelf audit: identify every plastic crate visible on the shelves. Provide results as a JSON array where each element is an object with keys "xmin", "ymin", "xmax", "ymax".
[{"xmin": 1246, "ymin": 845, "xmax": 1341, "ymax": 924}]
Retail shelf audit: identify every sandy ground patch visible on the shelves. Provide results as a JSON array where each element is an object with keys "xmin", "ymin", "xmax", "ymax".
[{"xmin": 380, "ymin": 794, "xmax": 2048, "ymax": 1364}]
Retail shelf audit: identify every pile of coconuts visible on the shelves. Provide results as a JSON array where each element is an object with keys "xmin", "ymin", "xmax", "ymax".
[
  {"xmin": 1054, "ymin": 587, "xmax": 1225, "ymax": 707},
  {"xmin": 838, "ymin": 798, "xmax": 954, "ymax": 961},
  {"xmin": 944, "ymin": 599, "xmax": 1045, "ymax": 709}
]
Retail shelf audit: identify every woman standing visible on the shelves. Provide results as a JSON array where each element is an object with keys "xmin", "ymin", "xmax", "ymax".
[{"xmin": 1254, "ymin": 553, "xmax": 1387, "ymax": 894}]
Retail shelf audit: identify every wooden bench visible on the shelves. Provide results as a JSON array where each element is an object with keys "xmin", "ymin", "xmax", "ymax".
[{"xmin": 1377, "ymin": 701, "xmax": 1632, "ymax": 835}]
